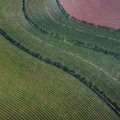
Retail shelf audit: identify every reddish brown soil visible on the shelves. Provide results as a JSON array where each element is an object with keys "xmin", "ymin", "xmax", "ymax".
[{"xmin": 60, "ymin": 0, "xmax": 120, "ymax": 29}]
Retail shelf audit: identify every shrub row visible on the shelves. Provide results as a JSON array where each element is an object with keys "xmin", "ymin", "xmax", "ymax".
[
  {"xmin": 0, "ymin": 28, "xmax": 119, "ymax": 116},
  {"xmin": 56, "ymin": 0, "xmax": 70, "ymax": 18},
  {"xmin": 22, "ymin": 0, "xmax": 64, "ymax": 41},
  {"xmin": 70, "ymin": 39, "xmax": 120, "ymax": 59},
  {"xmin": 50, "ymin": 32, "xmax": 64, "ymax": 40},
  {"xmin": 22, "ymin": 0, "xmax": 49, "ymax": 35}
]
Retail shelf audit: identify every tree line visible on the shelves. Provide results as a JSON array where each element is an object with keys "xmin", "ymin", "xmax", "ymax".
[
  {"xmin": 0, "ymin": 28, "xmax": 119, "ymax": 116},
  {"xmin": 56, "ymin": 0, "xmax": 70, "ymax": 18},
  {"xmin": 56, "ymin": 0, "xmax": 120, "ymax": 32},
  {"xmin": 22, "ymin": 0, "xmax": 64, "ymax": 41},
  {"xmin": 70, "ymin": 39, "xmax": 120, "ymax": 59}
]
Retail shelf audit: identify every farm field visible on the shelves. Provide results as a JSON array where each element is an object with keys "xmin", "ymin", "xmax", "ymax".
[
  {"xmin": 60, "ymin": 0, "xmax": 120, "ymax": 29},
  {"xmin": 0, "ymin": 35, "xmax": 119, "ymax": 119},
  {"xmin": 0, "ymin": 0, "xmax": 120, "ymax": 119}
]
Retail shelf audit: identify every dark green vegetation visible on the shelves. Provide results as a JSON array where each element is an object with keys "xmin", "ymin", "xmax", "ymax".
[{"xmin": 0, "ymin": 0, "xmax": 120, "ymax": 119}]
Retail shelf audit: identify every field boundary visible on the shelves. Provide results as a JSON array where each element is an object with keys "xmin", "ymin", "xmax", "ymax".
[
  {"xmin": 56, "ymin": 0, "xmax": 120, "ymax": 31},
  {"xmin": 45, "ymin": 5, "xmax": 120, "ymax": 59},
  {"xmin": 0, "ymin": 28, "xmax": 120, "ymax": 116},
  {"xmin": 21, "ymin": 0, "xmax": 120, "ymax": 115},
  {"xmin": 23, "ymin": 0, "xmax": 120, "ymax": 60},
  {"xmin": 1, "ymin": 0, "xmax": 119, "ymax": 116}
]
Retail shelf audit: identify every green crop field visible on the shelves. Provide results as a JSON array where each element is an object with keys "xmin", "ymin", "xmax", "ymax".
[{"xmin": 0, "ymin": 0, "xmax": 120, "ymax": 119}]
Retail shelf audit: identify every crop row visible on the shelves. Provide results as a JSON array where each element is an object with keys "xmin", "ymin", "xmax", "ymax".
[
  {"xmin": 23, "ymin": 0, "xmax": 120, "ymax": 59},
  {"xmin": 1, "ymin": 35, "xmax": 118, "ymax": 119},
  {"xmin": 0, "ymin": 28, "xmax": 119, "ymax": 116},
  {"xmin": 22, "ymin": 0, "xmax": 64, "ymax": 41},
  {"xmin": 22, "ymin": 0, "xmax": 119, "ymax": 109}
]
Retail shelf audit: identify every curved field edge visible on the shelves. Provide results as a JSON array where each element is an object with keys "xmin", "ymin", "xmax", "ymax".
[
  {"xmin": 0, "ymin": 0, "xmax": 119, "ymax": 116},
  {"xmin": 23, "ymin": 0, "xmax": 120, "ymax": 55},
  {"xmin": 24, "ymin": 0, "xmax": 120, "ymax": 83},
  {"xmin": 0, "ymin": 36, "xmax": 119, "ymax": 119},
  {"xmin": 23, "ymin": 0, "xmax": 120, "ymax": 60},
  {"xmin": 24, "ymin": 0, "xmax": 120, "ymax": 85},
  {"xmin": 26, "ymin": 0, "xmax": 120, "ymax": 44},
  {"xmin": 23, "ymin": 0, "xmax": 120, "ymax": 114},
  {"xmin": 57, "ymin": 0, "xmax": 120, "ymax": 31},
  {"xmin": 1, "ymin": 0, "xmax": 120, "ymax": 86},
  {"xmin": 0, "ymin": 29, "xmax": 120, "ymax": 116}
]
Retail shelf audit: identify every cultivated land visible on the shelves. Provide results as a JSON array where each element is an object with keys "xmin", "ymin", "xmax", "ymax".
[
  {"xmin": 0, "ymin": 0, "xmax": 120, "ymax": 119},
  {"xmin": 60, "ymin": 0, "xmax": 120, "ymax": 29},
  {"xmin": 0, "ymin": 35, "xmax": 119, "ymax": 119}
]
